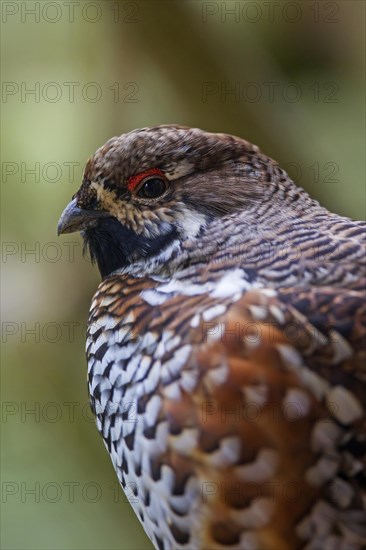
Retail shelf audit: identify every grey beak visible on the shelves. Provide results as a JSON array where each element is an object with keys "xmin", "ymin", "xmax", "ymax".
[{"xmin": 57, "ymin": 198, "xmax": 109, "ymax": 235}]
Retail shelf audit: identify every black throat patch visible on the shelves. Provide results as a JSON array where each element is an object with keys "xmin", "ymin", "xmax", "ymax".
[{"xmin": 82, "ymin": 217, "xmax": 178, "ymax": 278}]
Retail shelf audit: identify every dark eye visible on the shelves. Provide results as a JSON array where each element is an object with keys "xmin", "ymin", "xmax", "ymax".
[{"xmin": 137, "ymin": 176, "xmax": 168, "ymax": 199}]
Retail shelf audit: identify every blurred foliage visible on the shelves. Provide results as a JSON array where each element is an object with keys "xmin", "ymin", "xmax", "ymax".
[{"xmin": 1, "ymin": 1, "xmax": 365, "ymax": 549}]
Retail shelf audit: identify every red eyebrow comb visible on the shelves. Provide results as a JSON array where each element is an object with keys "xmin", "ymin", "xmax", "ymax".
[{"xmin": 127, "ymin": 168, "xmax": 165, "ymax": 192}]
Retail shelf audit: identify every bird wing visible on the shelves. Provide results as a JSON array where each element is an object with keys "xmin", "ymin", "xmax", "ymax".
[
  {"xmin": 87, "ymin": 277, "xmax": 366, "ymax": 550},
  {"xmin": 178, "ymin": 284, "xmax": 366, "ymax": 549}
]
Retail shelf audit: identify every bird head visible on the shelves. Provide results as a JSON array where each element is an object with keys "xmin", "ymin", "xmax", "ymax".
[{"xmin": 58, "ymin": 125, "xmax": 278, "ymax": 278}]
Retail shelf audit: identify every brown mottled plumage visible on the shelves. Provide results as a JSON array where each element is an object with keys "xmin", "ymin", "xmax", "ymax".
[{"xmin": 58, "ymin": 125, "xmax": 366, "ymax": 550}]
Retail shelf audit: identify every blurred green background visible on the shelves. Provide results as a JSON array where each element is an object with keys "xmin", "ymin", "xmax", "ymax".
[{"xmin": 1, "ymin": 1, "xmax": 365, "ymax": 549}]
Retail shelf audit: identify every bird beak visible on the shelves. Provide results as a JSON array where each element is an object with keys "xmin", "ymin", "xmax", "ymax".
[{"xmin": 57, "ymin": 198, "xmax": 109, "ymax": 235}]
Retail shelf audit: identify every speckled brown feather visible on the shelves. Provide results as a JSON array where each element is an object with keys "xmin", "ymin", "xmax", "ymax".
[{"xmin": 87, "ymin": 273, "xmax": 365, "ymax": 549}]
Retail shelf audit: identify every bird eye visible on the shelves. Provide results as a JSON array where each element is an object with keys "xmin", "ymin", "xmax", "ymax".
[{"xmin": 137, "ymin": 176, "xmax": 168, "ymax": 199}]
